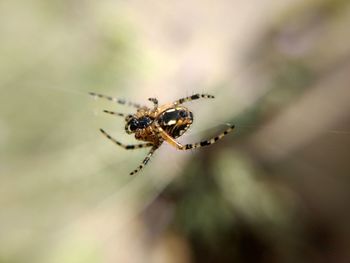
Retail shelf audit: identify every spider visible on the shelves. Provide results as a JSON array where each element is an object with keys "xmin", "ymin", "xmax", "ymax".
[{"xmin": 90, "ymin": 92, "xmax": 235, "ymax": 175}]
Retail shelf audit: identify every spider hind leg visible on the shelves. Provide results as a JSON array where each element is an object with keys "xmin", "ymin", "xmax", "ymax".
[
  {"xmin": 156, "ymin": 123, "xmax": 235, "ymax": 150},
  {"xmin": 183, "ymin": 124, "xmax": 235, "ymax": 149}
]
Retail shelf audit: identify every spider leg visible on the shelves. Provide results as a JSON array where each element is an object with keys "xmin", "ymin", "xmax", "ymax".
[
  {"xmin": 89, "ymin": 92, "xmax": 143, "ymax": 108},
  {"xmin": 148, "ymin": 98, "xmax": 159, "ymax": 109},
  {"xmin": 124, "ymin": 123, "xmax": 133, "ymax": 134},
  {"xmin": 102, "ymin": 111, "xmax": 134, "ymax": 134},
  {"xmin": 130, "ymin": 145, "xmax": 159, "ymax": 175},
  {"xmin": 181, "ymin": 124, "xmax": 235, "ymax": 149},
  {"xmin": 173, "ymin": 93, "xmax": 215, "ymax": 105},
  {"xmin": 156, "ymin": 123, "xmax": 235, "ymax": 150},
  {"xmin": 103, "ymin": 110, "xmax": 132, "ymax": 118},
  {"xmin": 99, "ymin": 128, "xmax": 153, "ymax": 149}
]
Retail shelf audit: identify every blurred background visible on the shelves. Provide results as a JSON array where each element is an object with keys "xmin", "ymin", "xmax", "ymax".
[{"xmin": 1, "ymin": 0, "xmax": 350, "ymax": 262}]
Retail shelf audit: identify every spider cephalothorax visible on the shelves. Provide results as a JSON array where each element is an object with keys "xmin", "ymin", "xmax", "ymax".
[
  {"xmin": 126, "ymin": 116, "xmax": 153, "ymax": 133},
  {"xmin": 90, "ymin": 92, "xmax": 234, "ymax": 175}
]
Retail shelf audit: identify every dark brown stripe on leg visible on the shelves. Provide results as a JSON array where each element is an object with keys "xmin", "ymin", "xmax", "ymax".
[{"xmin": 200, "ymin": 141, "xmax": 211, "ymax": 147}]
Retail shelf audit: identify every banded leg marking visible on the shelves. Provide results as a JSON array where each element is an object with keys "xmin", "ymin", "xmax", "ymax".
[
  {"xmin": 174, "ymin": 94, "xmax": 215, "ymax": 105},
  {"xmin": 89, "ymin": 92, "xmax": 142, "ymax": 108},
  {"xmin": 156, "ymin": 123, "xmax": 235, "ymax": 150},
  {"xmin": 99, "ymin": 128, "xmax": 153, "ymax": 149},
  {"xmin": 148, "ymin": 97, "xmax": 159, "ymax": 109},
  {"xmin": 130, "ymin": 146, "xmax": 159, "ymax": 175},
  {"xmin": 103, "ymin": 110, "xmax": 132, "ymax": 118},
  {"xmin": 182, "ymin": 124, "xmax": 235, "ymax": 150}
]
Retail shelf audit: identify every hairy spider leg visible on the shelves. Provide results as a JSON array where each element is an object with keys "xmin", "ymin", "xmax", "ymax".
[
  {"xmin": 124, "ymin": 123, "xmax": 133, "ymax": 135},
  {"xmin": 89, "ymin": 92, "xmax": 143, "ymax": 108},
  {"xmin": 102, "ymin": 110, "xmax": 134, "ymax": 134},
  {"xmin": 155, "ymin": 123, "xmax": 235, "ymax": 150},
  {"xmin": 130, "ymin": 145, "xmax": 159, "ymax": 175},
  {"xmin": 148, "ymin": 98, "xmax": 159, "ymax": 109},
  {"xmin": 173, "ymin": 93, "xmax": 215, "ymax": 105},
  {"xmin": 99, "ymin": 128, "xmax": 153, "ymax": 149},
  {"xmin": 103, "ymin": 110, "xmax": 132, "ymax": 118},
  {"xmin": 123, "ymin": 113, "xmax": 136, "ymax": 135}
]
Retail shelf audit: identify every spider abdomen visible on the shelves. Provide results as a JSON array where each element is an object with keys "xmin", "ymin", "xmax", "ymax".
[{"xmin": 158, "ymin": 107, "xmax": 193, "ymax": 138}]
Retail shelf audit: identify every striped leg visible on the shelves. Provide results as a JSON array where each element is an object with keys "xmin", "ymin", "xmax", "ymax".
[
  {"xmin": 156, "ymin": 124, "xmax": 235, "ymax": 150},
  {"xmin": 173, "ymin": 94, "xmax": 215, "ymax": 105},
  {"xmin": 148, "ymin": 98, "xmax": 158, "ymax": 109},
  {"xmin": 102, "ymin": 110, "xmax": 134, "ymax": 134},
  {"xmin": 182, "ymin": 124, "xmax": 235, "ymax": 149},
  {"xmin": 89, "ymin": 92, "xmax": 142, "ymax": 108},
  {"xmin": 99, "ymin": 128, "xmax": 153, "ymax": 149},
  {"xmin": 103, "ymin": 110, "xmax": 132, "ymax": 118},
  {"xmin": 130, "ymin": 146, "xmax": 159, "ymax": 175}
]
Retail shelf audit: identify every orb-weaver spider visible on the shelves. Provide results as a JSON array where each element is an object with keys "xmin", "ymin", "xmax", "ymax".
[{"xmin": 90, "ymin": 92, "xmax": 235, "ymax": 175}]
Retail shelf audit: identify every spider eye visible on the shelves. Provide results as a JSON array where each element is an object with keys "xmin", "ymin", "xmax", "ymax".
[{"xmin": 179, "ymin": 110, "xmax": 188, "ymax": 118}]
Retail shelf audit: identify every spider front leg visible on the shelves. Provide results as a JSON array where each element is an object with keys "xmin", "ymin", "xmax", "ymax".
[
  {"xmin": 89, "ymin": 92, "xmax": 143, "ymax": 108},
  {"xmin": 99, "ymin": 128, "xmax": 153, "ymax": 149},
  {"xmin": 173, "ymin": 93, "xmax": 215, "ymax": 105},
  {"xmin": 102, "ymin": 110, "xmax": 134, "ymax": 134},
  {"xmin": 130, "ymin": 145, "xmax": 159, "ymax": 175},
  {"xmin": 103, "ymin": 110, "xmax": 132, "ymax": 118},
  {"xmin": 156, "ymin": 123, "xmax": 235, "ymax": 150}
]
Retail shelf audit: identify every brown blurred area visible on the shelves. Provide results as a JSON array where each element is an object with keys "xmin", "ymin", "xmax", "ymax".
[{"xmin": 1, "ymin": 0, "xmax": 350, "ymax": 262}]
